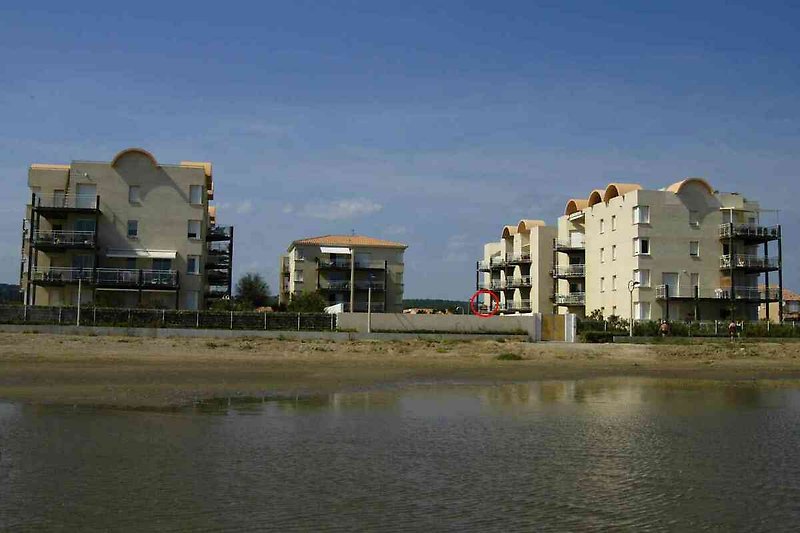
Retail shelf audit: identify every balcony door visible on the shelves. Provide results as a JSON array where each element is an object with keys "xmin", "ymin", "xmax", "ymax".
[
  {"xmin": 75, "ymin": 184, "xmax": 96, "ymax": 208},
  {"xmin": 569, "ymin": 231, "xmax": 584, "ymax": 247},
  {"xmin": 662, "ymin": 272, "xmax": 679, "ymax": 297}
]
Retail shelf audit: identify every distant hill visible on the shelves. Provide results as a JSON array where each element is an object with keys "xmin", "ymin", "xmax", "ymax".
[
  {"xmin": 403, "ymin": 299, "xmax": 468, "ymax": 311},
  {"xmin": 0, "ymin": 284, "xmax": 20, "ymax": 303}
]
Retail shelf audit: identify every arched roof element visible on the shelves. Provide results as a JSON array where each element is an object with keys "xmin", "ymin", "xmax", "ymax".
[
  {"xmin": 516, "ymin": 219, "xmax": 545, "ymax": 233},
  {"xmin": 587, "ymin": 189, "xmax": 604, "ymax": 207},
  {"xmin": 603, "ymin": 182, "xmax": 642, "ymax": 202},
  {"xmin": 564, "ymin": 199, "xmax": 589, "ymax": 216},
  {"xmin": 501, "ymin": 225, "xmax": 518, "ymax": 239},
  {"xmin": 666, "ymin": 178, "xmax": 715, "ymax": 196},
  {"xmin": 111, "ymin": 147, "xmax": 158, "ymax": 167}
]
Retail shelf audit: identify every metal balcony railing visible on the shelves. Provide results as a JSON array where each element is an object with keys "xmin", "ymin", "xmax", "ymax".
[
  {"xmin": 655, "ymin": 285, "xmax": 782, "ymax": 301},
  {"xmin": 490, "ymin": 280, "xmax": 507, "ymax": 290},
  {"xmin": 32, "ymin": 230, "xmax": 96, "ymax": 248},
  {"xmin": 506, "ymin": 276, "xmax": 532, "ymax": 288},
  {"xmin": 501, "ymin": 299, "xmax": 531, "ymax": 312},
  {"xmin": 477, "ymin": 260, "xmax": 491, "ymax": 271},
  {"xmin": 719, "ymin": 224, "xmax": 780, "ymax": 240},
  {"xmin": 318, "ymin": 260, "xmax": 387, "ymax": 270},
  {"xmin": 554, "ymin": 238, "xmax": 585, "ymax": 251},
  {"xmin": 489, "ymin": 256, "xmax": 507, "ymax": 268},
  {"xmin": 720, "ymin": 254, "xmax": 779, "ymax": 270},
  {"xmin": 31, "ymin": 267, "xmax": 94, "ymax": 283},
  {"xmin": 507, "ymin": 253, "xmax": 532, "ymax": 264},
  {"xmin": 207, "ymin": 225, "xmax": 233, "ymax": 241},
  {"xmin": 551, "ymin": 265, "xmax": 585, "ymax": 278},
  {"xmin": 554, "ymin": 292, "xmax": 585, "ymax": 305},
  {"xmin": 141, "ymin": 269, "xmax": 179, "ymax": 287},
  {"xmin": 34, "ymin": 194, "xmax": 99, "ymax": 210}
]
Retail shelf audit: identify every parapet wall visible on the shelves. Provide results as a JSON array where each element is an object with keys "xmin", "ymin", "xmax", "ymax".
[{"xmin": 338, "ymin": 313, "xmax": 548, "ymax": 341}]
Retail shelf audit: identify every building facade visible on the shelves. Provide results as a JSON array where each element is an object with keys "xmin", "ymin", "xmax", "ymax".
[
  {"xmin": 477, "ymin": 178, "xmax": 784, "ymax": 322},
  {"xmin": 21, "ymin": 148, "xmax": 233, "ymax": 310},
  {"xmin": 279, "ymin": 235, "xmax": 406, "ymax": 313}
]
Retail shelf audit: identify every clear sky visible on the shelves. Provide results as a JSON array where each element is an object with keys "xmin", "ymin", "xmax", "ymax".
[{"xmin": 1, "ymin": 1, "xmax": 799, "ymax": 299}]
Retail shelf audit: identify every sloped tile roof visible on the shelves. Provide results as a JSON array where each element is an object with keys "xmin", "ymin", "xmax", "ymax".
[{"xmin": 291, "ymin": 234, "xmax": 408, "ymax": 249}]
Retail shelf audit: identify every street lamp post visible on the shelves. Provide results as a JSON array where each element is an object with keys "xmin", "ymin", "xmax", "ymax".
[{"xmin": 628, "ymin": 280, "xmax": 640, "ymax": 337}]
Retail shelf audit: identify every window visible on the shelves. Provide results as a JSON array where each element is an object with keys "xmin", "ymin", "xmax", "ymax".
[
  {"xmin": 187, "ymin": 255, "xmax": 200, "ymax": 275},
  {"xmin": 600, "ymin": 218, "xmax": 605, "ymax": 233},
  {"xmin": 690, "ymin": 241, "xmax": 700, "ymax": 257},
  {"xmin": 634, "ymin": 237, "xmax": 650, "ymax": 256},
  {"xmin": 634, "ymin": 301, "xmax": 651, "ymax": 320},
  {"xmin": 190, "ymin": 185, "xmax": 203, "ymax": 205},
  {"xmin": 612, "ymin": 305, "xmax": 618, "ymax": 316},
  {"xmin": 127, "ymin": 220, "xmax": 139, "ymax": 239},
  {"xmin": 689, "ymin": 210, "xmax": 699, "ymax": 227},
  {"xmin": 187, "ymin": 220, "xmax": 201, "ymax": 240},
  {"xmin": 633, "ymin": 205, "xmax": 650, "ymax": 224},
  {"xmin": 294, "ymin": 270, "xmax": 304, "ymax": 283},
  {"xmin": 129, "ymin": 186, "xmax": 141, "ymax": 204},
  {"xmin": 634, "ymin": 269, "xmax": 651, "ymax": 287},
  {"xmin": 600, "ymin": 277, "xmax": 605, "ymax": 292},
  {"xmin": 612, "ymin": 245, "xmax": 617, "ymax": 261},
  {"xmin": 611, "ymin": 215, "xmax": 617, "ymax": 231},
  {"xmin": 600, "ymin": 247, "xmax": 605, "ymax": 263},
  {"xmin": 612, "ymin": 275, "xmax": 617, "ymax": 291},
  {"xmin": 690, "ymin": 273, "xmax": 699, "ymax": 296}
]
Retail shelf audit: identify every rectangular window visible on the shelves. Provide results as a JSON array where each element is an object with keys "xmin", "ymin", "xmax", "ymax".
[
  {"xmin": 634, "ymin": 301, "xmax": 651, "ymax": 320},
  {"xmin": 612, "ymin": 275, "xmax": 617, "ymax": 291},
  {"xmin": 612, "ymin": 305, "xmax": 617, "ymax": 316},
  {"xmin": 690, "ymin": 273, "xmax": 699, "ymax": 296},
  {"xmin": 129, "ymin": 186, "xmax": 141, "ymax": 204},
  {"xmin": 690, "ymin": 241, "xmax": 700, "ymax": 257},
  {"xmin": 186, "ymin": 291, "xmax": 200, "ymax": 311},
  {"xmin": 612, "ymin": 245, "xmax": 617, "ymax": 261},
  {"xmin": 600, "ymin": 247, "xmax": 605, "ymax": 263},
  {"xmin": 187, "ymin": 220, "xmax": 201, "ymax": 239},
  {"xmin": 634, "ymin": 269, "xmax": 651, "ymax": 287},
  {"xmin": 294, "ymin": 270, "xmax": 304, "ymax": 283},
  {"xmin": 689, "ymin": 210, "xmax": 699, "ymax": 227},
  {"xmin": 190, "ymin": 185, "xmax": 203, "ymax": 205},
  {"xmin": 127, "ymin": 220, "xmax": 139, "ymax": 239},
  {"xmin": 600, "ymin": 277, "xmax": 605, "ymax": 293},
  {"xmin": 611, "ymin": 215, "xmax": 617, "ymax": 231},
  {"xmin": 187, "ymin": 255, "xmax": 200, "ymax": 275},
  {"xmin": 600, "ymin": 219, "xmax": 605, "ymax": 233},
  {"xmin": 633, "ymin": 205, "xmax": 650, "ymax": 224},
  {"xmin": 634, "ymin": 237, "xmax": 650, "ymax": 256}
]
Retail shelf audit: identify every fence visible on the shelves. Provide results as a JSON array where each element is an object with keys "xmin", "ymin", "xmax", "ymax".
[
  {"xmin": 0, "ymin": 305, "xmax": 334, "ymax": 331},
  {"xmin": 578, "ymin": 316, "xmax": 800, "ymax": 339}
]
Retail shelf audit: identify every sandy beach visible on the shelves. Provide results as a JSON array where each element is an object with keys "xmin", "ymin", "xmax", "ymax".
[{"xmin": 1, "ymin": 332, "xmax": 800, "ymax": 408}]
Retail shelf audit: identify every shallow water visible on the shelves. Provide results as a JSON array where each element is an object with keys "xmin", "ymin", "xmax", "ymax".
[{"xmin": 2, "ymin": 379, "xmax": 800, "ymax": 531}]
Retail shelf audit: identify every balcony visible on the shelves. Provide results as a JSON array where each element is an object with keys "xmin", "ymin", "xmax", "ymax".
[
  {"xmin": 719, "ymin": 223, "xmax": 780, "ymax": 242},
  {"xmin": 33, "ymin": 194, "xmax": 99, "ymax": 215},
  {"xmin": 720, "ymin": 254, "xmax": 779, "ymax": 272},
  {"xmin": 507, "ymin": 253, "xmax": 532, "ymax": 265},
  {"xmin": 95, "ymin": 268, "xmax": 179, "ymax": 289},
  {"xmin": 207, "ymin": 225, "xmax": 233, "ymax": 242},
  {"xmin": 489, "ymin": 256, "xmax": 507, "ymax": 269},
  {"xmin": 554, "ymin": 292, "xmax": 585, "ymax": 305},
  {"xmin": 318, "ymin": 259, "xmax": 387, "ymax": 270},
  {"xmin": 551, "ymin": 265, "xmax": 585, "ymax": 278},
  {"xmin": 477, "ymin": 260, "xmax": 491, "ymax": 271},
  {"xmin": 506, "ymin": 276, "xmax": 532, "ymax": 288},
  {"xmin": 554, "ymin": 238, "xmax": 585, "ymax": 252},
  {"xmin": 32, "ymin": 230, "xmax": 96, "ymax": 251},
  {"xmin": 655, "ymin": 284, "xmax": 781, "ymax": 301},
  {"xmin": 501, "ymin": 299, "xmax": 532, "ymax": 312},
  {"xmin": 31, "ymin": 267, "xmax": 93, "ymax": 286}
]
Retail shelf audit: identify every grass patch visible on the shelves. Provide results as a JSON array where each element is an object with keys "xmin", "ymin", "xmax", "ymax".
[{"xmin": 496, "ymin": 352, "xmax": 523, "ymax": 361}]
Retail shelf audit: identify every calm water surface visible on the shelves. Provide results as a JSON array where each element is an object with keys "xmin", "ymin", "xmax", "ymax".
[{"xmin": 2, "ymin": 379, "xmax": 800, "ymax": 532}]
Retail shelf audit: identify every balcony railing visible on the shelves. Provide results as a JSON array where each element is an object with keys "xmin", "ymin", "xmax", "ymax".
[
  {"xmin": 33, "ymin": 268, "xmax": 180, "ymax": 289},
  {"xmin": 31, "ymin": 267, "xmax": 93, "ymax": 284},
  {"xmin": 32, "ymin": 230, "xmax": 96, "ymax": 248},
  {"xmin": 318, "ymin": 260, "xmax": 387, "ymax": 270},
  {"xmin": 489, "ymin": 256, "xmax": 507, "ymax": 268},
  {"xmin": 720, "ymin": 254, "xmax": 779, "ymax": 271},
  {"xmin": 34, "ymin": 194, "xmax": 99, "ymax": 211},
  {"xmin": 506, "ymin": 276, "xmax": 532, "ymax": 288},
  {"xmin": 719, "ymin": 224, "xmax": 780, "ymax": 240},
  {"xmin": 500, "ymin": 299, "xmax": 531, "ymax": 312},
  {"xmin": 507, "ymin": 253, "xmax": 532, "ymax": 264},
  {"xmin": 551, "ymin": 265, "xmax": 585, "ymax": 278},
  {"xmin": 477, "ymin": 260, "xmax": 491, "ymax": 271},
  {"xmin": 554, "ymin": 238, "xmax": 585, "ymax": 251},
  {"xmin": 207, "ymin": 225, "xmax": 233, "ymax": 241},
  {"xmin": 141, "ymin": 269, "xmax": 179, "ymax": 287},
  {"xmin": 554, "ymin": 292, "xmax": 585, "ymax": 305},
  {"xmin": 655, "ymin": 285, "xmax": 782, "ymax": 301}
]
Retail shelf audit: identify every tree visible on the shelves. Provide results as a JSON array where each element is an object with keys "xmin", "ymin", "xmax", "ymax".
[
  {"xmin": 287, "ymin": 291, "xmax": 327, "ymax": 313},
  {"xmin": 235, "ymin": 273, "xmax": 271, "ymax": 309}
]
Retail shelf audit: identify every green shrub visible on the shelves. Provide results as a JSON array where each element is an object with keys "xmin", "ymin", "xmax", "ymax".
[
  {"xmin": 496, "ymin": 352, "xmax": 523, "ymax": 361},
  {"xmin": 581, "ymin": 331, "xmax": 615, "ymax": 343}
]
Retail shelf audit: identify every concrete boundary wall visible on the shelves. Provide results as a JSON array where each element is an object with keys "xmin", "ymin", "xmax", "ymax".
[
  {"xmin": 0, "ymin": 324, "xmax": 525, "ymax": 342},
  {"xmin": 337, "ymin": 313, "xmax": 542, "ymax": 341}
]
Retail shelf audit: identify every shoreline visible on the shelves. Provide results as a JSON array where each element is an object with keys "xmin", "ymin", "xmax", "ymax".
[{"xmin": 2, "ymin": 332, "xmax": 800, "ymax": 409}]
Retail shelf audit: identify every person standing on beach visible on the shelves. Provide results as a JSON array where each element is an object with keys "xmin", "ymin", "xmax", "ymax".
[
  {"xmin": 659, "ymin": 321, "xmax": 670, "ymax": 338},
  {"xmin": 728, "ymin": 320, "xmax": 737, "ymax": 341}
]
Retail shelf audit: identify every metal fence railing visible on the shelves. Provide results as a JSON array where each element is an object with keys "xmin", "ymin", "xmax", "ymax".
[{"xmin": 0, "ymin": 305, "xmax": 335, "ymax": 331}]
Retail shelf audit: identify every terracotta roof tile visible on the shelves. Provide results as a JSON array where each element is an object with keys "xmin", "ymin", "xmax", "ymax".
[{"xmin": 291, "ymin": 234, "xmax": 408, "ymax": 249}]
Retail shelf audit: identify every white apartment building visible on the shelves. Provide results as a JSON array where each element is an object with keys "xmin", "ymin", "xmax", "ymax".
[
  {"xmin": 21, "ymin": 148, "xmax": 234, "ymax": 310},
  {"xmin": 279, "ymin": 235, "xmax": 406, "ymax": 313},
  {"xmin": 478, "ymin": 178, "xmax": 784, "ymax": 322}
]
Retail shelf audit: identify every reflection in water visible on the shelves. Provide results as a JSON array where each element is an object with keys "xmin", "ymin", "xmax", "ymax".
[{"xmin": 1, "ymin": 379, "xmax": 799, "ymax": 531}]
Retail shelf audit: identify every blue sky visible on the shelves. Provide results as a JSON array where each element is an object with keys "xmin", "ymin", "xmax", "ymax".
[{"xmin": 1, "ymin": 1, "xmax": 799, "ymax": 299}]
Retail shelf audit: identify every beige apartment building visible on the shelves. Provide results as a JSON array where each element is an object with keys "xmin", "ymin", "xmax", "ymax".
[
  {"xmin": 21, "ymin": 148, "xmax": 234, "ymax": 310},
  {"xmin": 279, "ymin": 235, "xmax": 406, "ymax": 313},
  {"xmin": 478, "ymin": 178, "xmax": 784, "ymax": 322}
]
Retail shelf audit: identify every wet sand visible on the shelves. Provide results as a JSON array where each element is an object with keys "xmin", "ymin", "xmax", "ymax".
[{"xmin": 1, "ymin": 332, "xmax": 800, "ymax": 408}]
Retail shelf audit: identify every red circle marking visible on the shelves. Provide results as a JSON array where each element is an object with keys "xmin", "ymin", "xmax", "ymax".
[{"xmin": 470, "ymin": 290, "xmax": 500, "ymax": 318}]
